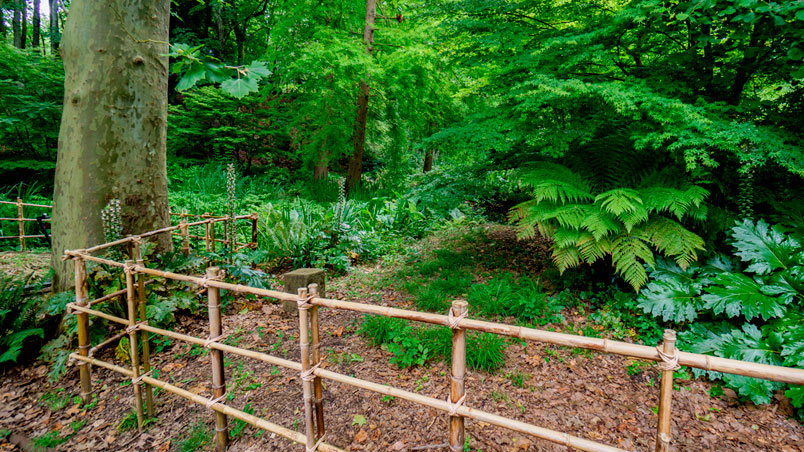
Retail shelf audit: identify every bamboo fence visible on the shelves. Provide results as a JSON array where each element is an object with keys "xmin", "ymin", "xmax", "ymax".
[
  {"xmin": 63, "ymin": 229, "xmax": 804, "ymax": 452},
  {"xmin": 0, "ymin": 199, "xmax": 51, "ymax": 251},
  {"xmin": 0, "ymin": 199, "xmax": 258, "ymax": 254}
]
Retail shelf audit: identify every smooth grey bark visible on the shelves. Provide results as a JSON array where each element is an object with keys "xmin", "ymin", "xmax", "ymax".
[{"xmin": 51, "ymin": 0, "xmax": 172, "ymax": 290}]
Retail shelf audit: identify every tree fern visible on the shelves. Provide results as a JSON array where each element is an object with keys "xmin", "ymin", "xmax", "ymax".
[{"xmin": 511, "ymin": 162, "xmax": 708, "ymax": 290}]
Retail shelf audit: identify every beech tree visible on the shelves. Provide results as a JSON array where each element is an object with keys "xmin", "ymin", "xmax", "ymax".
[{"xmin": 51, "ymin": 0, "xmax": 172, "ymax": 289}]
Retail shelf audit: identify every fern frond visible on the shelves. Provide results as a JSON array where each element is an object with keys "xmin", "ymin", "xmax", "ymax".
[
  {"xmin": 639, "ymin": 186, "xmax": 709, "ymax": 220},
  {"xmin": 619, "ymin": 203, "xmax": 650, "ymax": 231},
  {"xmin": 644, "ymin": 217, "xmax": 705, "ymax": 269},
  {"xmin": 552, "ymin": 227, "xmax": 584, "ymax": 248},
  {"xmin": 552, "ymin": 246, "xmax": 581, "ymax": 272},
  {"xmin": 577, "ymin": 233, "xmax": 611, "ymax": 264},
  {"xmin": 518, "ymin": 162, "xmax": 594, "ymax": 204},
  {"xmin": 594, "ymin": 188, "xmax": 643, "ymax": 216},
  {"xmin": 580, "ymin": 211, "xmax": 621, "ymax": 240},
  {"xmin": 611, "ymin": 230, "xmax": 654, "ymax": 290}
]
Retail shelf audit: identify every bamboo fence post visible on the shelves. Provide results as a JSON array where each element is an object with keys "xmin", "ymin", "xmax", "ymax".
[
  {"xmin": 124, "ymin": 260, "xmax": 146, "ymax": 430},
  {"xmin": 309, "ymin": 284, "xmax": 325, "ymax": 437},
  {"xmin": 296, "ymin": 287, "xmax": 318, "ymax": 451},
  {"xmin": 449, "ymin": 300, "xmax": 468, "ymax": 452},
  {"xmin": 655, "ymin": 329, "xmax": 678, "ymax": 452},
  {"xmin": 136, "ymin": 253, "xmax": 155, "ymax": 417},
  {"xmin": 74, "ymin": 256, "xmax": 92, "ymax": 403},
  {"xmin": 180, "ymin": 212, "xmax": 190, "ymax": 256},
  {"xmin": 17, "ymin": 198, "xmax": 24, "ymax": 251},
  {"xmin": 207, "ymin": 266, "xmax": 229, "ymax": 451},
  {"xmin": 210, "ymin": 218, "xmax": 217, "ymax": 252},
  {"xmin": 205, "ymin": 218, "xmax": 212, "ymax": 253}
]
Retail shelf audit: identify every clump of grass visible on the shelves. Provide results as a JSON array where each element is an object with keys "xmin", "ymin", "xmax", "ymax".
[
  {"xmin": 467, "ymin": 332, "xmax": 507, "ymax": 372},
  {"xmin": 358, "ymin": 314, "xmax": 407, "ymax": 346},
  {"xmin": 177, "ymin": 421, "xmax": 210, "ymax": 452}
]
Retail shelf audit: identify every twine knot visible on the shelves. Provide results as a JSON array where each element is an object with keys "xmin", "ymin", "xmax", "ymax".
[
  {"xmin": 123, "ymin": 263, "xmax": 137, "ymax": 275},
  {"xmin": 301, "ymin": 361, "xmax": 321, "ymax": 382},
  {"xmin": 448, "ymin": 309, "xmax": 467, "ymax": 329},
  {"xmin": 656, "ymin": 345, "xmax": 681, "ymax": 371},
  {"xmin": 205, "ymin": 393, "xmax": 227, "ymax": 409},
  {"xmin": 132, "ymin": 370, "xmax": 153, "ymax": 385},
  {"xmin": 204, "ymin": 334, "xmax": 227, "ymax": 349},
  {"xmin": 125, "ymin": 322, "xmax": 146, "ymax": 335},
  {"xmin": 446, "ymin": 393, "xmax": 466, "ymax": 416}
]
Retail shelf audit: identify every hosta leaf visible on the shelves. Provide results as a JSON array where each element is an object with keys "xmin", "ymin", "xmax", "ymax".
[
  {"xmin": 731, "ymin": 219, "xmax": 802, "ymax": 274},
  {"xmin": 637, "ymin": 278, "xmax": 701, "ymax": 322}
]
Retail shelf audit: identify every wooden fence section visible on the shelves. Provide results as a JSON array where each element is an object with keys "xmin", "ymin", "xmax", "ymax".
[
  {"xmin": 0, "ymin": 200, "xmax": 258, "ymax": 253},
  {"xmin": 64, "ymin": 235, "xmax": 804, "ymax": 452},
  {"xmin": 169, "ymin": 211, "xmax": 259, "ymax": 253},
  {"xmin": 0, "ymin": 199, "xmax": 51, "ymax": 251}
]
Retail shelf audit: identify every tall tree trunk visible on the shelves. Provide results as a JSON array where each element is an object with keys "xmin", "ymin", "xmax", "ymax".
[
  {"xmin": 12, "ymin": 0, "xmax": 21, "ymax": 48},
  {"xmin": 20, "ymin": 0, "xmax": 26, "ymax": 48},
  {"xmin": 346, "ymin": 0, "xmax": 376, "ymax": 193},
  {"xmin": 32, "ymin": 0, "xmax": 40, "ymax": 50},
  {"xmin": 423, "ymin": 149, "xmax": 434, "ymax": 172},
  {"xmin": 51, "ymin": 0, "xmax": 172, "ymax": 290},
  {"xmin": 49, "ymin": 0, "xmax": 58, "ymax": 54}
]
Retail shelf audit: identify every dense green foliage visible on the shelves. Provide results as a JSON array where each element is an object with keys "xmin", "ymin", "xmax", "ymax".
[{"xmin": 638, "ymin": 219, "xmax": 804, "ymax": 407}]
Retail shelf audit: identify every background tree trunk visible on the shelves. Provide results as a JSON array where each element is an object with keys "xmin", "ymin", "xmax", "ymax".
[
  {"xmin": 346, "ymin": 0, "xmax": 376, "ymax": 193},
  {"xmin": 49, "ymin": 0, "xmax": 58, "ymax": 54},
  {"xmin": 20, "ymin": 0, "xmax": 26, "ymax": 48},
  {"xmin": 51, "ymin": 0, "xmax": 172, "ymax": 290},
  {"xmin": 423, "ymin": 149, "xmax": 434, "ymax": 172},
  {"xmin": 32, "ymin": 0, "xmax": 40, "ymax": 50},
  {"xmin": 12, "ymin": 0, "xmax": 21, "ymax": 48}
]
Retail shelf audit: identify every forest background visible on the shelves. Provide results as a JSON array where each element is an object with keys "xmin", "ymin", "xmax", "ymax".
[{"xmin": 1, "ymin": 0, "xmax": 804, "ymax": 425}]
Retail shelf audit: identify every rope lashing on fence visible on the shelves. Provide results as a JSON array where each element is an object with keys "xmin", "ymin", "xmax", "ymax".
[
  {"xmin": 296, "ymin": 292, "xmax": 316, "ymax": 310},
  {"xmin": 205, "ymin": 393, "xmax": 227, "ymax": 409},
  {"xmin": 132, "ymin": 370, "xmax": 153, "ymax": 385},
  {"xmin": 198, "ymin": 271, "xmax": 224, "ymax": 288},
  {"xmin": 446, "ymin": 393, "xmax": 466, "ymax": 416},
  {"xmin": 301, "ymin": 361, "xmax": 322, "ymax": 382},
  {"xmin": 125, "ymin": 322, "xmax": 148, "ymax": 335},
  {"xmin": 123, "ymin": 261, "xmax": 137, "ymax": 275},
  {"xmin": 656, "ymin": 345, "xmax": 681, "ymax": 371},
  {"xmin": 204, "ymin": 334, "xmax": 227, "ymax": 348},
  {"xmin": 448, "ymin": 308, "xmax": 467, "ymax": 329}
]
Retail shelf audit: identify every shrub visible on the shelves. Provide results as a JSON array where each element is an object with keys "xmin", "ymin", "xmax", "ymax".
[{"xmin": 638, "ymin": 219, "xmax": 804, "ymax": 407}]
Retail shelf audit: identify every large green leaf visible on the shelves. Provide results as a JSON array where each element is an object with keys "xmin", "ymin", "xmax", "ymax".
[
  {"xmin": 221, "ymin": 76, "xmax": 260, "ymax": 99},
  {"xmin": 637, "ymin": 278, "xmax": 701, "ymax": 322},
  {"xmin": 702, "ymin": 272, "xmax": 788, "ymax": 321},
  {"xmin": 731, "ymin": 219, "xmax": 803, "ymax": 274}
]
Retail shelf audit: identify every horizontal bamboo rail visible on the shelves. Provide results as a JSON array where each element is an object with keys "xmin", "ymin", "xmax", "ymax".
[
  {"xmin": 69, "ymin": 353, "xmax": 347, "ymax": 452},
  {"xmin": 0, "ymin": 217, "xmax": 51, "ymax": 222},
  {"xmin": 0, "ymin": 200, "xmax": 51, "ymax": 208},
  {"xmin": 0, "ymin": 234, "xmax": 46, "ymax": 239},
  {"xmin": 65, "ymin": 236, "xmax": 804, "ymax": 452},
  {"xmin": 89, "ymin": 280, "xmax": 155, "ymax": 307}
]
